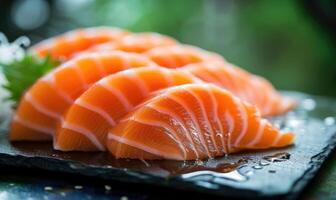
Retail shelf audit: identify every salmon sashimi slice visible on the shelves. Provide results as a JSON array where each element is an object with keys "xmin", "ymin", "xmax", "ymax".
[
  {"xmin": 107, "ymin": 83, "xmax": 295, "ymax": 160},
  {"xmin": 83, "ymin": 33, "xmax": 178, "ymax": 54},
  {"xmin": 54, "ymin": 67, "xmax": 201, "ymax": 151},
  {"xmin": 183, "ymin": 62, "xmax": 296, "ymax": 116},
  {"xmin": 31, "ymin": 27, "xmax": 129, "ymax": 61},
  {"xmin": 144, "ymin": 45, "xmax": 225, "ymax": 68},
  {"xmin": 10, "ymin": 52, "xmax": 155, "ymax": 141}
]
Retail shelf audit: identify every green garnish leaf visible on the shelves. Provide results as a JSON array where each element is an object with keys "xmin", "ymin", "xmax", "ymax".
[{"xmin": 0, "ymin": 54, "xmax": 60, "ymax": 105}]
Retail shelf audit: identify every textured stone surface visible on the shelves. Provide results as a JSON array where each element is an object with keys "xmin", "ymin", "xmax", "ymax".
[{"xmin": 0, "ymin": 92, "xmax": 336, "ymax": 199}]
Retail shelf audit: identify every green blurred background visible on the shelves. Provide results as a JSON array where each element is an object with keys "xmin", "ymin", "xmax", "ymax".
[{"xmin": 1, "ymin": 0, "xmax": 335, "ymax": 96}]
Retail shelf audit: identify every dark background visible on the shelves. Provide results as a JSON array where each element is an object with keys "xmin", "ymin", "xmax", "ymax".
[{"xmin": 0, "ymin": 0, "xmax": 335, "ymax": 97}]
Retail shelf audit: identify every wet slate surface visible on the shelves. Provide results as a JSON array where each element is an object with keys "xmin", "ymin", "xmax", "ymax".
[{"xmin": 0, "ymin": 92, "xmax": 336, "ymax": 199}]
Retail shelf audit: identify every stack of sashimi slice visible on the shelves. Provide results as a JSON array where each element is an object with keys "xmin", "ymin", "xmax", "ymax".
[{"xmin": 10, "ymin": 27, "xmax": 296, "ymax": 160}]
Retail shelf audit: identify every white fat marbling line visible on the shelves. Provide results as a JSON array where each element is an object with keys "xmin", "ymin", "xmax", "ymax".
[
  {"xmin": 233, "ymin": 99, "xmax": 248, "ymax": 147},
  {"xmin": 187, "ymin": 88, "xmax": 219, "ymax": 154},
  {"xmin": 206, "ymin": 86, "xmax": 226, "ymax": 154},
  {"xmin": 24, "ymin": 93, "xmax": 62, "ymax": 120},
  {"xmin": 74, "ymin": 98, "xmax": 116, "ymax": 126},
  {"xmin": 122, "ymin": 69, "xmax": 150, "ymax": 97},
  {"xmin": 160, "ymin": 68, "xmax": 174, "ymax": 86},
  {"xmin": 146, "ymin": 103, "xmax": 199, "ymax": 159},
  {"xmin": 225, "ymin": 111, "xmax": 234, "ymax": 152},
  {"xmin": 167, "ymin": 93, "xmax": 212, "ymax": 158},
  {"xmin": 246, "ymin": 119, "xmax": 267, "ymax": 147},
  {"xmin": 108, "ymin": 131, "xmax": 183, "ymax": 160},
  {"xmin": 99, "ymin": 79, "xmax": 133, "ymax": 111},
  {"xmin": 61, "ymin": 121, "xmax": 105, "ymax": 151},
  {"xmin": 13, "ymin": 115, "xmax": 53, "ymax": 135},
  {"xmin": 131, "ymin": 114, "xmax": 187, "ymax": 159}
]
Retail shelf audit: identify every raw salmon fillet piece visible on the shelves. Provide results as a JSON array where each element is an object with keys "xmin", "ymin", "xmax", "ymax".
[
  {"xmin": 107, "ymin": 84, "xmax": 295, "ymax": 160},
  {"xmin": 144, "ymin": 45, "xmax": 225, "ymax": 68},
  {"xmin": 144, "ymin": 46, "xmax": 295, "ymax": 115},
  {"xmin": 31, "ymin": 27, "xmax": 128, "ymax": 60},
  {"xmin": 55, "ymin": 67, "xmax": 201, "ymax": 151},
  {"xmin": 183, "ymin": 62, "xmax": 296, "ymax": 116},
  {"xmin": 10, "ymin": 52, "xmax": 155, "ymax": 141},
  {"xmin": 83, "ymin": 32, "xmax": 178, "ymax": 54}
]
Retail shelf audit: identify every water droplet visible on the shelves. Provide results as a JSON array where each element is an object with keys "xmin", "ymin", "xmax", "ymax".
[
  {"xmin": 214, "ymin": 170, "xmax": 248, "ymax": 182},
  {"xmin": 69, "ymin": 163, "xmax": 85, "ymax": 169},
  {"xmin": 170, "ymin": 158, "xmax": 247, "ymax": 177},
  {"xmin": 182, "ymin": 170, "xmax": 247, "ymax": 182},
  {"xmin": 252, "ymin": 165, "xmax": 262, "ymax": 170},
  {"xmin": 60, "ymin": 192, "xmax": 66, "ymax": 197},
  {"xmin": 242, "ymin": 156, "xmax": 252, "ymax": 162},
  {"xmin": 259, "ymin": 161, "xmax": 270, "ymax": 166},
  {"xmin": 195, "ymin": 180, "xmax": 218, "ymax": 189},
  {"xmin": 245, "ymin": 170, "xmax": 254, "ymax": 176},
  {"xmin": 44, "ymin": 186, "xmax": 53, "ymax": 191},
  {"xmin": 263, "ymin": 152, "xmax": 290, "ymax": 162},
  {"xmin": 104, "ymin": 185, "xmax": 111, "ymax": 191},
  {"xmin": 269, "ymin": 170, "xmax": 276, "ymax": 173},
  {"xmin": 324, "ymin": 117, "xmax": 335, "ymax": 126},
  {"xmin": 120, "ymin": 196, "xmax": 129, "ymax": 200},
  {"xmin": 302, "ymin": 99, "xmax": 316, "ymax": 111},
  {"xmin": 74, "ymin": 185, "xmax": 83, "ymax": 190},
  {"xmin": 140, "ymin": 159, "xmax": 150, "ymax": 167},
  {"xmin": 195, "ymin": 160, "xmax": 205, "ymax": 165}
]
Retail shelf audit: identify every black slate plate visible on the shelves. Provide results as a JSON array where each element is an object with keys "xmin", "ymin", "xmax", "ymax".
[{"xmin": 0, "ymin": 91, "xmax": 336, "ymax": 199}]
